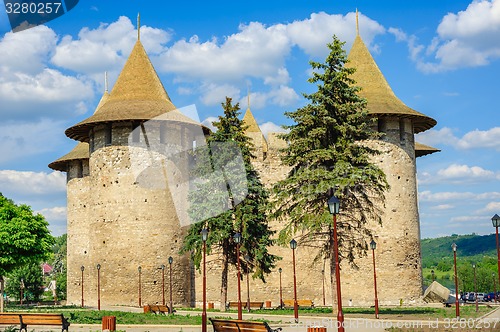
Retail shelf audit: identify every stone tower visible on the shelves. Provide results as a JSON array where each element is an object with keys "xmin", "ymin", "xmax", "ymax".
[{"xmin": 49, "ymin": 36, "xmax": 208, "ymax": 307}]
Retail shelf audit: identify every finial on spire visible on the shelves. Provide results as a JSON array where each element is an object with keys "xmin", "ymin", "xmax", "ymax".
[
  {"xmin": 104, "ymin": 71, "xmax": 108, "ymax": 93},
  {"xmin": 137, "ymin": 13, "xmax": 141, "ymax": 40},
  {"xmin": 356, "ymin": 8, "xmax": 359, "ymax": 36},
  {"xmin": 247, "ymin": 84, "xmax": 250, "ymax": 109}
]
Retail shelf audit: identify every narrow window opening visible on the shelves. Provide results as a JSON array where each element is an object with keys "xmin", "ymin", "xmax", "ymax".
[
  {"xmin": 105, "ymin": 124, "xmax": 112, "ymax": 146},
  {"xmin": 399, "ymin": 118, "xmax": 406, "ymax": 145},
  {"xmin": 77, "ymin": 160, "xmax": 83, "ymax": 178},
  {"xmin": 89, "ymin": 131, "xmax": 95, "ymax": 153}
]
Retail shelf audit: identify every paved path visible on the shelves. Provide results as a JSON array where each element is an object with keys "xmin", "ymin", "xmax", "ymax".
[{"xmin": 12, "ymin": 304, "xmax": 500, "ymax": 332}]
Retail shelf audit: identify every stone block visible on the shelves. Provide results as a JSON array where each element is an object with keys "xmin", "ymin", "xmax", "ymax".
[{"xmin": 423, "ymin": 281, "xmax": 450, "ymax": 303}]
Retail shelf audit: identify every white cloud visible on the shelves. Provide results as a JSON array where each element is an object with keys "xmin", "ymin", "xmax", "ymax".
[
  {"xmin": 476, "ymin": 201, "xmax": 500, "ymax": 213},
  {"xmin": 201, "ymin": 116, "xmax": 218, "ymax": 132},
  {"xmin": 0, "ymin": 170, "xmax": 66, "ymax": 196},
  {"xmin": 435, "ymin": 164, "xmax": 497, "ymax": 183},
  {"xmin": 260, "ymin": 121, "xmax": 287, "ymax": 138},
  {"xmin": 430, "ymin": 204, "xmax": 454, "ymax": 210},
  {"xmin": 238, "ymin": 86, "xmax": 300, "ymax": 110},
  {"xmin": 416, "ymin": 127, "xmax": 500, "ymax": 151},
  {"xmin": 200, "ymin": 83, "xmax": 240, "ymax": 106},
  {"xmin": 450, "ymin": 215, "xmax": 490, "ymax": 223},
  {"xmin": 392, "ymin": 0, "xmax": 500, "ymax": 72},
  {"xmin": 36, "ymin": 206, "xmax": 67, "ymax": 236}
]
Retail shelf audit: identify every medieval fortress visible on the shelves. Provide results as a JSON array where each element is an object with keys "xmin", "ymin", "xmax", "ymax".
[{"xmin": 49, "ymin": 20, "xmax": 438, "ymax": 308}]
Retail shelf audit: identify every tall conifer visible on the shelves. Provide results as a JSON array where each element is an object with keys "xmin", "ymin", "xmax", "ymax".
[
  {"xmin": 271, "ymin": 36, "xmax": 389, "ymax": 312},
  {"xmin": 182, "ymin": 97, "xmax": 278, "ymax": 310}
]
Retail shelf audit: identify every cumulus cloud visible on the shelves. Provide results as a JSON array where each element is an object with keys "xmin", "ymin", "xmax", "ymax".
[
  {"xmin": 391, "ymin": 0, "xmax": 500, "ymax": 72},
  {"xmin": 36, "ymin": 206, "xmax": 67, "ymax": 236},
  {"xmin": 200, "ymin": 83, "xmax": 241, "ymax": 106},
  {"xmin": 419, "ymin": 190, "xmax": 500, "ymax": 202},
  {"xmin": 201, "ymin": 116, "xmax": 218, "ymax": 132},
  {"xmin": 260, "ymin": 121, "xmax": 287, "ymax": 138},
  {"xmin": 0, "ymin": 170, "xmax": 66, "ymax": 196},
  {"xmin": 436, "ymin": 164, "xmax": 497, "ymax": 183},
  {"xmin": 416, "ymin": 126, "xmax": 500, "ymax": 151}
]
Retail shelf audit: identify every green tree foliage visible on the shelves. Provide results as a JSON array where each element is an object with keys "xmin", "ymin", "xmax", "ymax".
[
  {"xmin": 51, "ymin": 234, "xmax": 67, "ymax": 300},
  {"xmin": 0, "ymin": 193, "xmax": 54, "ymax": 310},
  {"xmin": 182, "ymin": 97, "xmax": 279, "ymax": 309},
  {"xmin": 6, "ymin": 262, "xmax": 44, "ymax": 302},
  {"xmin": 270, "ymin": 36, "xmax": 388, "ymax": 311}
]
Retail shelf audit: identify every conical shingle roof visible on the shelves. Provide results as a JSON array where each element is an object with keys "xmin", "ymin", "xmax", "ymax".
[
  {"xmin": 66, "ymin": 40, "xmax": 178, "ymax": 141},
  {"xmin": 243, "ymin": 107, "xmax": 268, "ymax": 153},
  {"xmin": 347, "ymin": 35, "xmax": 436, "ymax": 133},
  {"xmin": 415, "ymin": 141, "xmax": 440, "ymax": 157}
]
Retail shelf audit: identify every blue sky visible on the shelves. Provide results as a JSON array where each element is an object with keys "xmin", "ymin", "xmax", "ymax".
[{"xmin": 0, "ymin": 0, "xmax": 499, "ymax": 238}]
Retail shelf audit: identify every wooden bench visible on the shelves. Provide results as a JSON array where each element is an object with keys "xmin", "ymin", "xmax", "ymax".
[
  {"xmin": 226, "ymin": 301, "xmax": 264, "ymax": 310},
  {"xmin": 210, "ymin": 318, "xmax": 282, "ymax": 332},
  {"xmin": 282, "ymin": 299, "xmax": 314, "ymax": 308},
  {"xmin": 0, "ymin": 312, "xmax": 70, "ymax": 332},
  {"xmin": 148, "ymin": 304, "xmax": 171, "ymax": 314}
]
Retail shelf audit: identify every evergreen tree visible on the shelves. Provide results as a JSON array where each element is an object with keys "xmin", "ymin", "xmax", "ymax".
[
  {"xmin": 182, "ymin": 97, "xmax": 279, "ymax": 310},
  {"xmin": 271, "ymin": 36, "xmax": 389, "ymax": 312}
]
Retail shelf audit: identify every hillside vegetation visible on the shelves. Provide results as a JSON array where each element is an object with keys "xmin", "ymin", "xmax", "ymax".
[{"xmin": 421, "ymin": 233, "xmax": 499, "ymax": 292}]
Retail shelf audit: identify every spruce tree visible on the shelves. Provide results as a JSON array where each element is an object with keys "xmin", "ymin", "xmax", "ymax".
[
  {"xmin": 271, "ymin": 36, "xmax": 389, "ymax": 312},
  {"xmin": 182, "ymin": 97, "xmax": 278, "ymax": 310}
]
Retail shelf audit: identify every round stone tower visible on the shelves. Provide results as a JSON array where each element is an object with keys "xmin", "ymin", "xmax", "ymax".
[{"xmin": 50, "ymin": 35, "xmax": 208, "ymax": 307}]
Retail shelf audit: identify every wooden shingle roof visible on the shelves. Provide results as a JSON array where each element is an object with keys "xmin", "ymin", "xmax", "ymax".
[{"xmin": 347, "ymin": 35, "xmax": 436, "ymax": 133}]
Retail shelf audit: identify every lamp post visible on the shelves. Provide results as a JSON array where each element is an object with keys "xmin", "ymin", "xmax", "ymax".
[
  {"xmin": 431, "ymin": 270, "xmax": 435, "ymax": 283},
  {"xmin": 322, "ymin": 269, "xmax": 326, "ymax": 306},
  {"xmin": 96, "ymin": 264, "xmax": 101, "ymax": 310},
  {"xmin": 473, "ymin": 264, "xmax": 478, "ymax": 312},
  {"xmin": 452, "ymin": 243, "xmax": 459, "ymax": 318},
  {"xmin": 278, "ymin": 268, "xmax": 283, "ymax": 309},
  {"xmin": 244, "ymin": 255, "xmax": 251, "ymax": 313},
  {"xmin": 328, "ymin": 195, "xmax": 344, "ymax": 332},
  {"xmin": 370, "ymin": 240, "xmax": 379, "ymax": 319},
  {"xmin": 81, "ymin": 266, "xmax": 85, "ymax": 307},
  {"xmin": 290, "ymin": 239, "xmax": 298, "ymax": 323},
  {"xmin": 492, "ymin": 214, "xmax": 500, "ymax": 294},
  {"xmin": 201, "ymin": 228, "xmax": 208, "ymax": 332},
  {"xmin": 234, "ymin": 232, "xmax": 243, "ymax": 320},
  {"xmin": 168, "ymin": 256, "xmax": 173, "ymax": 314},
  {"xmin": 161, "ymin": 264, "xmax": 165, "ymax": 306},
  {"xmin": 138, "ymin": 266, "xmax": 142, "ymax": 307},
  {"xmin": 20, "ymin": 278, "xmax": 24, "ymax": 305}
]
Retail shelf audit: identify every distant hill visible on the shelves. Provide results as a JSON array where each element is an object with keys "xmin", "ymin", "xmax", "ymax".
[{"xmin": 421, "ymin": 233, "xmax": 497, "ymax": 260}]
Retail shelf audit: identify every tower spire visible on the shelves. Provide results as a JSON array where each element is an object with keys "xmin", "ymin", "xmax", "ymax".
[
  {"xmin": 104, "ymin": 71, "xmax": 108, "ymax": 93},
  {"xmin": 137, "ymin": 13, "xmax": 141, "ymax": 40},
  {"xmin": 356, "ymin": 8, "xmax": 359, "ymax": 36}
]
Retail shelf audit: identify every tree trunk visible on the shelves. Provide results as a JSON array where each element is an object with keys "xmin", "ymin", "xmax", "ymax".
[
  {"xmin": 329, "ymin": 231, "xmax": 338, "ymax": 315},
  {"xmin": 0, "ymin": 276, "xmax": 4, "ymax": 312},
  {"xmin": 220, "ymin": 241, "xmax": 229, "ymax": 311}
]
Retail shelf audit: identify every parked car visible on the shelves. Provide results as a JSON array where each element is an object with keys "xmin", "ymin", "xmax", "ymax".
[
  {"xmin": 484, "ymin": 292, "xmax": 495, "ymax": 302},
  {"xmin": 467, "ymin": 293, "xmax": 475, "ymax": 302},
  {"xmin": 477, "ymin": 293, "xmax": 485, "ymax": 301}
]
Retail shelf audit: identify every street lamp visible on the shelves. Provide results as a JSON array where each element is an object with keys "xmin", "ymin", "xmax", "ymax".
[
  {"xmin": 452, "ymin": 243, "xmax": 459, "ymax": 318},
  {"xmin": 431, "ymin": 270, "xmax": 435, "ymax": 282},
  {"xmin": 328, "ymin": 195, "xmax": 344, "ymax": 332},
  {"xmin": 168, "ymin": 256, "xmax": 173, "ymax": 314},
  {"xmin": 20, "ymin": 278, "xmax": 24, "ymax": 305},
  {"xmin": 81, "ymin": 266, "xmax": 85, "ymax": 307},
  {"xmin": 290, "ymin": 239, "xmax": 298, "ymax": 323},
  {"xmin": 138, "ymin": 266, "xmax": 142, "ymax": 307},
  {"xmin": 370, "ymin": 240, "xmax": 379, "ymax": 319},
  {"xmin": 234, "ymin": 232, "xmax": 243, "ymax": 320},
  {"xmin": 201, "ymin": 228, "xmax": 208, "ymax": 332},
  {"xmin": 278, "ymin": 268, "xmax": 283, "ymax": 309},
  {"xmin": 473, "ymin": 264, "xmax": 478, "ymax": 312},
  {"xmin": 161, "ymin": 264, "xmax": 165, "ymax": 306},
  {"xmin": 492, "ymin": 214, "xmax": 500, "ymax": 295},
  {"xmin": 321, "ymin": 269, "xmax": 325, "ymax": 306},
  {"xmin": 244, "ymin": 254, "xmax": 251, "ymax": 313},
  {"xmin": 96, "ymin": 263, "xmax": 101, "ymax": 311}
]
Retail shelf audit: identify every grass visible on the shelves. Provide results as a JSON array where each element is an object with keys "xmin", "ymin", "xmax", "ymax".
[{"xmin": 2, "ymin": 303, "xmax": 495, "ymax": 325}]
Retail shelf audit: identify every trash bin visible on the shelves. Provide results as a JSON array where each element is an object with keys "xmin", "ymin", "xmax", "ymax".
[
  {"xmin": 265, "ymin": 301, "xmax": 272, "ymax": 308},
  {"xmin": 307, "ymin": 326, "xmax": 326, "ymax": 332},
  {"xmin": 208, "ymin": 302, "xmax": 214, "ymax": 309},
  {"xmin": 102, "ymin": 316, "xmax": 116, "ymax": 331}
]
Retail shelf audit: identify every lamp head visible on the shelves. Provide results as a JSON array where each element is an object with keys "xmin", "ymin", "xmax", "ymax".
[
  {"xmin": 278, "ymin": 268, "xmax": 282, "ymax": 273},
  {"xmin": 492, "ymin": 214, "xmax": 500, "ymax": 227},
  {"xmin": 327, "ymin": 195, "xmax": 340, "ymax": 215},
  {"xmin": 96, "ymin": 263, "xmax": 101, "ymax": 270},
  {"xmin": 233, "ymin": 232, "xmax": 242, "ymax": 244},
  {"xmin": 168, "ymin": 256, "xmax": 173, "ymax": 264},
  {"xmin": 201, "ymin": 228, "xmax": 208, "ymax": 242},
  {"xmin": 451, "ymin": 243, "xmax": 457, "ymax": 252},
  {"xmin": 290, "ymin": 239, "xmax": 297, "ymax": 249},
  {"xmin": 138, "ymin": 266, "xmax": 142, "ymax": 272},
  {"xmin": 81, "ymin": 266, "xmax": 85, "ymax": 271},
  {"xmin": 370, "ymin": 240, "xmax": 377, "ymax": 250}
]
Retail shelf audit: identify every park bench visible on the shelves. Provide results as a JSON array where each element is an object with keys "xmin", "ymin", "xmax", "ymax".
[
  {"xmin": 226, "ymin": 301, "xmax": 264, "ymax": 310},
  {"xmin": 282, "ymin": 299, "xmax": 314, "ymax": 309},
  {"xmin": 147, "ymin": 304, "xmax": 171, "ymax": 314},
  {"xmin": 0, "ymin": 312, "xmax": 70, "ymax": 332},
  {"xmin": 210, "ymin": 318, "xmax": 282, "ymax": 332}
]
